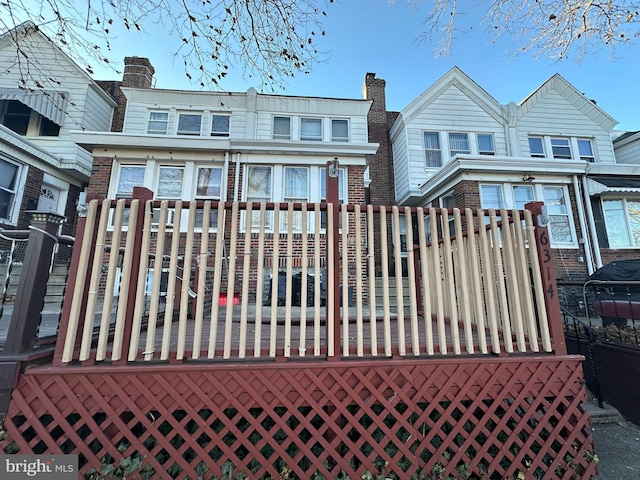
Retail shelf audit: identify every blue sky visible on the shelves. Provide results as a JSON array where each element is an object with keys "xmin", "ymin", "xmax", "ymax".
[{"xmin": 88, "ymin": 0, "xmax": 639, "ymax": 131}]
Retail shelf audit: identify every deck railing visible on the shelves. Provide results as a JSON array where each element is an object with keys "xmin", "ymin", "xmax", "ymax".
[{"xmin": 53, "ymin": 189, "xmax": 564, "ymax": 365}]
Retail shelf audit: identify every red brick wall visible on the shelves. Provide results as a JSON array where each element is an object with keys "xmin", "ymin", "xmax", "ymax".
[{"xmin": 87, "ymin": 156, "xmax": 114, "ymax": 198}]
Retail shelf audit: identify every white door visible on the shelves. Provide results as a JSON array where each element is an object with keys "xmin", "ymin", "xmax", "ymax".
[{"xmin": 38, "ymin": 185, "xmax": 61, "ymax": 213}]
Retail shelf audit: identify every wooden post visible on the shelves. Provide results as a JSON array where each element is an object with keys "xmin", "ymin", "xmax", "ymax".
[
  {"xmin": 325, "ymin": 159, "xmax": 341, "ymax": 361},
  {"xmin": 4, "ymin": 211, "xmax": 65, "ymax": 354},
  {"xmin": 53, "ymin": 195, "xmax": 101, "ymax": 366},
  {"xmin": 525, "ymin": 202, "xmax": 567, "ymax": 355},
  {"xmin": 114, "ymin": 187, "xmax": 153, "ymax": 365}
]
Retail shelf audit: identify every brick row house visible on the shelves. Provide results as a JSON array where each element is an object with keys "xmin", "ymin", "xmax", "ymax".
[
  {"xmin": 0, "ymin": 22, "xmax": 116, "ymax": 238},
  {"xmin": 364, "ymin": 67, "xmax": 640, "ymax": 291}
]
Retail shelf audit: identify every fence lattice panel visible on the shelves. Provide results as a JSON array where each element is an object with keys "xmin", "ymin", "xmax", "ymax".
[{"xmin": 1, "ymin": 357, "xmax": 597, "ymax": 479}]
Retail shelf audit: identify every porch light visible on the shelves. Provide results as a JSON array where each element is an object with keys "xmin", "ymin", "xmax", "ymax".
[{"xmin": 26, "ymin": 210, "xmax": 66, "ymax": 225}]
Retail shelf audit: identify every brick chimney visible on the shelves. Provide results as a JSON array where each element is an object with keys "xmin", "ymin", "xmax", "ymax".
[
  {"xmin": 97, "ymin": 57, "xmax": 154, "ymax": 132},
  {"xmin": 362, "ymin": 73, "xmax": 396, "ymax": 206},
  {"xmin": 122, "ymin": 56, "xmax": 155, "ymax": 89}
]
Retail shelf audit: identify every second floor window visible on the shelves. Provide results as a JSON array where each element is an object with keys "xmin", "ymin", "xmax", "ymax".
[
  {"xmin": 449, "ymin": 132, "xmax": 470, "ymax": 157},
  {"xmin": 578, "ymin": 139, "xmax": 595, "ymax": 162},
  {"xmin": 211, "ymin": 114, "xmax": 230, "ymax": 137},
  {"xmin": 273, "ymin": 116, "xmax": 291, "ymax": 140},
  {"xmin": 177, "ymin": 113, "xmax": 202, "ymax": 135},
  {"xmin": 301, "ymin": 118, "xmax": 322, "ymax": 141},
  {"xmin": 331, "ymin": 119, "xmax": 349, "ymax": 142},
  {"xmin": 147, "ymin": 111, "xmax": 168, "ymax": 134},
  {"xmin": 551, "ymin": 138, "xmax": 571, "ymax": 159},
  {"xmin": 528, "ymin": 137, "xmax": 545, "ymax": 157},
  {"xmin": 424, "ymin": 132, "xmax": 442, "ymax": 168},
  {"xmin": 478, "ymin": 134, "xmax": 495, "ymax": 155}
]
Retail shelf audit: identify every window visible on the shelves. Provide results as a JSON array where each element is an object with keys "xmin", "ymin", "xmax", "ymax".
[
  {"xmin": 551, "ymin": 138, "xmax": 571, "ymax": 159},
  {"xmin": 246, "ymin": 166, "xmax": 273, "ymax": 227},
  {"xmin": 543, "ymin": 186, "xmax": 573, "ymax": 244},
  {"xmin": 273, "ymin": 116, "xmax": 291, "ymax": 140},
  {"xmin": 331, "ymin": 119, "xmax": 349, "ymax": 142},
  {"xmin": 211, "ymin": 114, "xmax": 230, "ymax": 137},
  {"xmin": 195, "ymin": 166, "xmax": 223, "ymax": 228},
  {"xmin": 0, "ymin": 159, "xmax": 20, "ymax": 222},
  {"xmin": 602, "ymin": 199, "xmax": 640, "ymax": 248},
  {"xmin": 578, "ymin": 139, "xmax": 595, "ymax": 162},
  {"xmin": 513, "ymin": 185, "xmax": 534, "ymax": 209},
  {"xmin": 116, "ymin": 165, "xmax": 146, "ymax": 198},
  {"xmin": 177, "ymin": 113, "xmax": 202, "ymax": 135},
  {"xmin": 449, "ymin": 132, "xmax": 470, "ymax": 157},
  {"xmin": 424, "ymin": 132, "xmax": 442, "ymax": 168},
  {"xmin": 157, "ymin": 167, "xmax": 184, "ymax": 198},
  {"xmin": 283, "ymin": 167, "xmax": 308, "ymax": 230},
  {"xmin": 38, "ymin": 116, "xmax": 60, "ymax": 136},
  {"xmin": 528, "ymin": 137, "xmax": 545, "ymax": 157},
  {"xmin": 478, "ymin": 134, "xmax": 495, "ymax": 155},
  {"xmin": 480, "ymin": 185, "xmax": 505, "ymax": 210},
  {"xmin": 2, "ymin": 100, "xmax": 31, "ymax": 135},
  {"xmin": 147, "ymin": 111, "xmax": 169, "ymax": 134},
  {"xmin": 300, "ymin": 118, "xmax": 322, "ymax": 141}
]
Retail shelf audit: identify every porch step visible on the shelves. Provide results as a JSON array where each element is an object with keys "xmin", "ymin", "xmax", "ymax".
[
  {"xmin": 375, "ymin": 277, "xmax": 412, "ymax": 308},
  {"xmin": 0, "ymin": 263, "xmax": 69, "ymax": 304},
  {"xmin": 584, "ymin": 390, "xmax": 624, "ymax": 424}
]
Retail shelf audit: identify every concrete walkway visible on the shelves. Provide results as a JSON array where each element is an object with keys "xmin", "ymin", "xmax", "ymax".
[{"xmin": 585, "ymin": 391, "xmax": 640, "ymax": 479}]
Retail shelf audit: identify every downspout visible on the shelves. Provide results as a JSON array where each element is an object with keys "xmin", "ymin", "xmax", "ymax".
[
  {"xmin": 582, "ymin": 173, "xmax": 603, "ymax": 269},
  {"xmin": 572, "ymin": 174, "xmax": 594, "ymax": 275},
  {"xmin": 233, "ymin": 152, "xmax": 241, "ymax": 201}
]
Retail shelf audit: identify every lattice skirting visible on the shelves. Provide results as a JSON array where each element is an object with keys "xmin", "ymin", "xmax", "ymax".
[{"xmin": 0, "ymin": 356, "xmax": 597, "ymax": 479}]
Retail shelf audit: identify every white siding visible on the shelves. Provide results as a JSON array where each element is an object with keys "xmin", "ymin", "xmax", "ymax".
[
  {"xmin": 81, "ymin": 88, "xmax": 113, "ymax": 132},
  {"xmin": 516, "ymin": 90, "xmax": 615, "ymax": 163},
  {"xmin": 614, "ymin": 139, "xmax": 640, "ymax": 164}
]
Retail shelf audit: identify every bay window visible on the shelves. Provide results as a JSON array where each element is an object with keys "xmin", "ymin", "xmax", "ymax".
[{"xmin": 480, "ymin": 183, "xmax": 576, "ymax": 246}]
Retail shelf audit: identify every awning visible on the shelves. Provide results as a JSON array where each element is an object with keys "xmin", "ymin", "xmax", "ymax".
[
  {"xmin": 0, "ymin": 87, "xmax": 67, "ymax": 126},
  {"xmin": 587, "ymin": 176, "xmax": 640, "ymax": 195}
]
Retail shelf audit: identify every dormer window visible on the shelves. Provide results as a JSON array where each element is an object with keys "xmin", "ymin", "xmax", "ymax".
[
  {"xmin": 177, "ymin": 113, "xmax": 202, "ymax": 135},
  {"xmin": 424, "ymin": 132, "xmax": 442, "ymax": 168},
  {"xmin": 211, "ymin": 114, "xmax": 230, "ymax": 137}
]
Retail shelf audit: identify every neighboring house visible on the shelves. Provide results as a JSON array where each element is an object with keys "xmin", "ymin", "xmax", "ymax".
[
  {"xmin": 365, "ymin": 67, "xmax": 640, "ymax": 284},
  {"xmin": 0, "ymin": 22, "xmax": 116, "ymax": 235}
]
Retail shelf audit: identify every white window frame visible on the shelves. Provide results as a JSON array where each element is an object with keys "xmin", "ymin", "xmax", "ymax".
[
  {"xmin": 147, "ymin": 111, "xmax": 169, "ymax": 135},
  {"xmin": 194, "ymin": 165, "xmax": 224, "ymax": 230},
  {"xmin": 448, "ymin": 132, "xmax": 470, "ymax": 157},
  {"xmin": 273, "ymin": 116, "xmax": 291, "ymax": 140},
  {"xmin": 577, "ymin": 138, "xmax": 595, "ymax": 162},
  {"xmin": 602, "ymin": 198, "xmax": 640, "ymax": 248},
  {"xmin": 176, "ymin": 112, "xmax": 202, "ymax": 135},
  {"xmin": 282, "ymin": 166, "xmax": 309, "ymax": 231},
  {"xmin": 550, "ymin": 137, "xmax": 572, "ymax": 159},
  {"xmin": 0, "ymin": 157, "xmax": 25, "ymax": 225},
  {"xmin": 424, "ymin": 132, "xmax": 442, "ymax": 168},
  {"xmin": 210, "ymin": 114, "xmax": 230, "ymax": 137},
  {"xmin": 246, "ymin": 165, "xmax": 274, "ymax": 229},
  {"xmin": 528, "ymin": 136, "xmax": 545, "ymax": 158},
  {"xmin": 477, "ymin": 133, "xmax": 495, "ymax": 155},
  {"xmin": 480, "ymin": 182, "xmax": 577, "ymax": 247},
  {"xmin": 115, "ymin": 165, "xmax": 146, "ymax": 198},
  {"xmin": 156, "ymin": 166, "xmax": 185, "ymax": 199},
  {"xmin": 331, "ymin": 119, "xmax": 349, "ymax": 142},
  {"xmin": 300, "ymin": 117, "xmax": 322, "ymax": 141}
]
